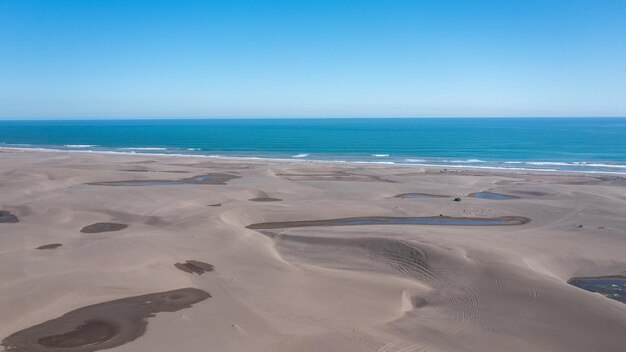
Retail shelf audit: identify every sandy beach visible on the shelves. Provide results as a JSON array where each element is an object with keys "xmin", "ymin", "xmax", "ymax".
[{"xmin": 1, "ymin": 148, "xmax": 625, "ymax": 352}]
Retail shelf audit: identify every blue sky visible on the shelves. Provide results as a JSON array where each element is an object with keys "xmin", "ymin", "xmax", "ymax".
[{"xmin": 1, "ymin": 0, "xmax": 625, "ymax": 119}]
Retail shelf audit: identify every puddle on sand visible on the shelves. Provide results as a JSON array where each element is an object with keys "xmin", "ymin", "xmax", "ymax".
[
  {"xmin": 247, "ymin": 215, "xmax": 531, "ymax": 229},
  {"xmin": 468, "ymin": 191, "xmax": 518, "ymax": 200},
  {"xmin": 0, "ymin": 211, "xmax": 19, "ymax": 223},
  {"xmin": 568, "ymin": 276, "xmax": 626, "ymax": 304}
]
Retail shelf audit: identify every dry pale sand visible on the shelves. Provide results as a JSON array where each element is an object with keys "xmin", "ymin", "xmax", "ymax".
[{"xmin": 0, "ymin": 148, "xmax": 625, "ymax": 352}]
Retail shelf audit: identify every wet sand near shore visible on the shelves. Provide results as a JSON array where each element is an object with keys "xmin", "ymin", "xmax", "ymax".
[{"xmin": 1, "ymin": 149, "xmax": 625, "ymax": 352}]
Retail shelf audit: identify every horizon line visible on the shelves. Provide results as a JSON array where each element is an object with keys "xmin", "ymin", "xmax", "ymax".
[{"xmin": 1, "ymin": 116, "xmax": 626, "ymax": 121}]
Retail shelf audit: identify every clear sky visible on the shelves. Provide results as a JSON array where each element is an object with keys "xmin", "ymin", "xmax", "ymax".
[{"xmin": 1, "ymin": 0, "xmax": 625, "ymax": 119}]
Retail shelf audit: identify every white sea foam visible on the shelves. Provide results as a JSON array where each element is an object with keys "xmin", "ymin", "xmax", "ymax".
[
  {"xmin": 400, "ymin": 162, "xmax": 559, "ymax": 172},
  {"xmin": 373, "ymin": 154, "xmax": 389, "ymax": 157},
  {"xmin": 292, "ymin": 154, "xmax": 309, "ymax": 158},
  {"xmin": 355, "ymin": 161, "xmax": 395, "ymax": 165},
  {"xmin": 525, "ymin": 161, "xmax": 574, "ymax": 166},
  {"xmin": 447, "ymin": 159, "xmax": 486, "ymax": 163},
  {"xmin": 3, "ymin": 145, "xmax": 626, "ymax": 175},
  {"xmin": 64, "ymin": 144, "xmax": 97, "ymax": 148},
  {"xmin": 520, "ymin": 161, "xmax": 626, "ymax": 168},
  {"xmin": 583, "ymin": 163, "xmax": 626, "ymax": 168},
  {"xmin": 120, "ymin": 147, "xmax": 168, "ymax": 151}
]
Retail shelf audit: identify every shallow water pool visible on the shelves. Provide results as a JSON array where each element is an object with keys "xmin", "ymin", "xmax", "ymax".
[{"xmin": 568, "ymin": 276, "xmax": 626, "ymax": 304}]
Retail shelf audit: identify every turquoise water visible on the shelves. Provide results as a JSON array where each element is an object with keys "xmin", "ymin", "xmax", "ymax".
[{"xmin": 0, "ymin": 118, "xmax": 625, "ymax": 174}]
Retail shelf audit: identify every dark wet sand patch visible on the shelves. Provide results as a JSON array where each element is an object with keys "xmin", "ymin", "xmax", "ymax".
[
  {"xmin": 510, "ymin": 191, "xmax": 547, "ymax": 196},
  {"xmin": 87, "ymin": 173, "xmax": 240, "ymax": 186},
  {"xmin": 247, "ymin": 215, "xmax": 531, "ymax": 229},
  {"xmin": 36, "ymin": 243, "xmax": 63, "ymax": 250},
  {"xmin": 1, "ymin": 288, "xmax": 210, "ymax": 352},
  {"xmin": 277, "ymin": 172, "xmax": 394, "ymax": 183},
  {"xmin": 468, "ymin": 191, "xmax": 519, "ymax": 200},
  {"xmin": 166, "ymin": 162, "xmax": 255, "ymax": 170},
  {"xmin": 120, "ymin": 169, "xmax": 190, "ymax": 174},
  {"xmin": 495, "ymin": 175, "xmax": 615, "ymax": 186},
  {"xmin": 394, "ymin": 193, "xmax": 448, "ymax": 199},
  {"xmin": 121, "ymin": 160, "xmax": 158, "ymax": 164},
  {"xmin": 208, "ymin": 203, "xmax": 222, "ymax": 207},
  {"xmin": 175, "ymin": 260, "xmax": 214, "ymax": 275},
  {"xmin": 37, "ymin": 320, "xmax": 117, "ymax": 349},
  {"xmin": 0, "ymin": 210, "xmax": 19, "ymax": 223},
  {"xmin": 249, "ymin": 197, "xmax": 282, "ymax": 202},
  {"xmin": 568, "ymin": 275, "xmax": 626, "ymax": 304},
  {"xmin": 81, "ymin": 223, "xmax": 128, "ymax": 233}
]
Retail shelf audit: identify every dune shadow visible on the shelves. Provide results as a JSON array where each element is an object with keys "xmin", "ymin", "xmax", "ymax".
[
  {"xmin": 264, "ymin": 233, "xmax": 437, "ymax": 281},
  {"xmin": 36, "ymin": 243, "xmax": 63, "ymax": 250}
]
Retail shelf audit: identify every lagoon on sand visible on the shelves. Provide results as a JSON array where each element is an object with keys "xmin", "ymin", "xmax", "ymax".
[{"xmin": 0, "ymin": 149, "xmax": 625, "ymax": 352}]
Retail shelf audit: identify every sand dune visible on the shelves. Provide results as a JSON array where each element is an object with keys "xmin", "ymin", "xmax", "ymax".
[{"xmin": 1, "ymin": 149, "xmax": 625, "ymax": 352}]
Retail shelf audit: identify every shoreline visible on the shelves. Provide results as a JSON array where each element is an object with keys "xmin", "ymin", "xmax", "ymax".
[{"xmin": 3, "ymin": 146, "xmax": 626, "ymax": 177}]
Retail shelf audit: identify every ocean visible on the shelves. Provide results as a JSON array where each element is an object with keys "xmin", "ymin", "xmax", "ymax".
[{"xmin": 0, "ymin": 118, "xmax": 625, "ymax": 174}]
